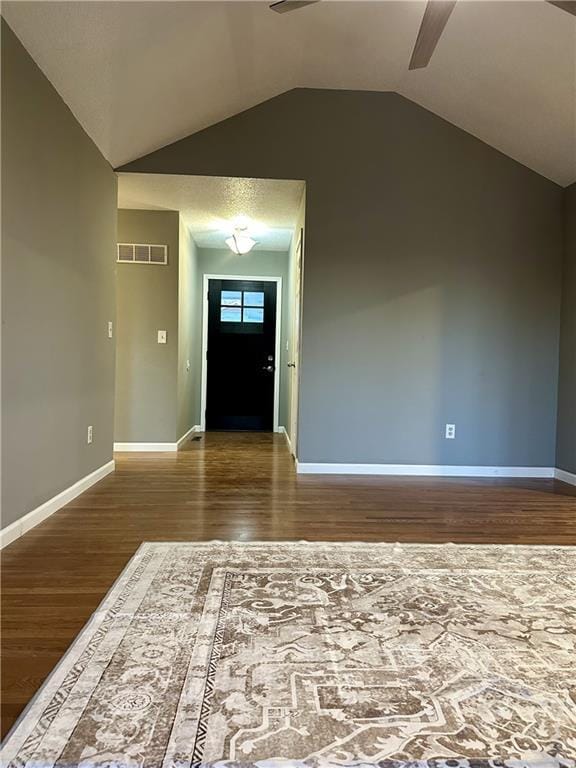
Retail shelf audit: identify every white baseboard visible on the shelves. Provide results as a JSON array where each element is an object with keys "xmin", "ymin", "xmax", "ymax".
[
  {"xmin": 1, "ymin": 452, "xmax": 569, "ymax": 552},
  {"xmin": 114, "ymin": 442, "xmax": 177, "ymax": 452},
  {"xmin": 177, "ymin": 425, "xmax": 202, "ymax": 449},
  {"xmin": 296, "ymin": 463, "xmax": 556, "ymax": 478},
  {"xmin": 114, "ymin": 426, "xmax": 202, "ymax": 453},
  {"xmin": 0, "ymin": 460, "xmax": 115, "ymax": 550},
  {"xmin": 278, "ymin": 426, "xmax": 292, "ymax": 452},
  {"xmin": 555, "ymin": 467, "xmax": 576, "ymax": 486}
]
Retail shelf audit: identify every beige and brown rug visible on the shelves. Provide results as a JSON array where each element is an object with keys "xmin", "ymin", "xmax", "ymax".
[{"xmin": 2, "ymin": 541, "xmax": 576, "ymax": 767}]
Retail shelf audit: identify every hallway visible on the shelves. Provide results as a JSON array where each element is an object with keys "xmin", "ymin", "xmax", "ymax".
[{"xmin": 2, "ymin": 432, "xmax": 576, "ymax": 736}]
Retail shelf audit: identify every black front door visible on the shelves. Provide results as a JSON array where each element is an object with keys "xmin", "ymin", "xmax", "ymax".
[{"xmin": 206, "ymin": 279, "xmax": 277, "ymax": 431}]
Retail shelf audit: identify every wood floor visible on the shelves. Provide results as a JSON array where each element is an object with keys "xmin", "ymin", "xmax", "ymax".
[{"xmin": 1, "ymin": 431, "xmax": 575, "ymax": 738}]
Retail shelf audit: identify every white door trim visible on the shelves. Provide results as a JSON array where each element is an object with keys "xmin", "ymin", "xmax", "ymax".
[
  {"xmin": 200, "ymin": 274, "xmax": 282, "ymax": 433},
  {"xmin": 289, "ymin": 229, "xmax": 304, "ymax": 460}
]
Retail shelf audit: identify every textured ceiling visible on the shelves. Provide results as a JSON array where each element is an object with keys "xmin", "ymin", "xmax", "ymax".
[
  {"xmin": 3, "ymin": 1, "xmax": 575, "ymax": 185},
  {"xmin": 118, "ymin": 173, "xmax": 305, "ymax": 250}
]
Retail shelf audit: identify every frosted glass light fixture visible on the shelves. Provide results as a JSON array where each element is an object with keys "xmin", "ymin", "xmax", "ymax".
[{"xmin": 225, "ymin": 227, "xmax": 256, "ymax": 255}]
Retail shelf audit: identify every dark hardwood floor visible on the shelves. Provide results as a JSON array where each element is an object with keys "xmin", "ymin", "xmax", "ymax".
[{"xmin": 1, "ymin": 431, "xmax": 575, "ymax": 737}]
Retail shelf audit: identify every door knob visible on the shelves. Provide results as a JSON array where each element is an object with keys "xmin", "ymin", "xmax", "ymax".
[
  {"xmin": 287, "ymin": 362, "xmax": 296, "ymax": 368},
  {"xmin": 262, "ymin": 365, "xmax": 274, "ymax": 372}
]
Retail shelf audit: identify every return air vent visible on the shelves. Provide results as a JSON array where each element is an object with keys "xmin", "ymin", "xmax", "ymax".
[{"xmin": 117, "ymin": 243, "xmax": 168, "ymax": 265}]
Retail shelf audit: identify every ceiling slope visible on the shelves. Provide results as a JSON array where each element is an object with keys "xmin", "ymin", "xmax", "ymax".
[{"xmin": 3, "ymin": 1, "xmax": 575, "ymax": 185}]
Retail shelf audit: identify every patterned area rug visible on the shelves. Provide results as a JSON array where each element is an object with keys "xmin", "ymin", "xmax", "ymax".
[{"xmin": 2, "ymin": 541, "xmax": 576, "ymax": 767}]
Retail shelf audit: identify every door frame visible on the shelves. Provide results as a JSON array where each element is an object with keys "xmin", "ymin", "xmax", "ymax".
[
  {"xmin": 200, "ymin": 274, "xmax": 282, "ymax": 433},
  {"xmin": 289, "ymin": 229, "xmax": 304, "ymax": 458}
]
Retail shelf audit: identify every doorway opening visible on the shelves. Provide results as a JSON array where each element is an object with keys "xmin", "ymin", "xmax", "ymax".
[
  {"xmin": 114, "ymin": 173, "xmax": 306, "ymax": 459},
  {"xmin": 201, "ymin": 275, "xmax": 281, "ymax": 432}
]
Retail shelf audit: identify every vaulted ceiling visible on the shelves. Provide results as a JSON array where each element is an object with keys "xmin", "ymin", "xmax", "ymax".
[{"xmin": 3, "ymin": 1, "xmax": 575, "ymax": 185}]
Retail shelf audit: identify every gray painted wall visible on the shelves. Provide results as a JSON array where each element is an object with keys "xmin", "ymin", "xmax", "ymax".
[
  {"xmin": 556, "ymin": 183, "xmax": 576, "ymax": 473},
  {"xmin": 193, "ymin": 248, "xmax": 290, "ymax": 427},
  {"xmin": 1, "ymin": 20, "xmax": 117, "ymax": 529},
  {"xmin": 122, "ymin": 89, "xmax": 564, "ymax": 467},
  {"xmin": 115, "ymin": 209, "xmax": 180, "ymax": 443}
]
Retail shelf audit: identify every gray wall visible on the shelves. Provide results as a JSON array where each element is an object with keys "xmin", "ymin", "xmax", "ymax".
[
  {"xmin": 193, "ymin": 248, "xmax": 290, "ymax": 427},
  {"xmin": 556, "ymin": 183, "xmax": 576, "ymax": 473},
  {"xmin": 1, "ymin": 20, "xmax": 117, "ymax": 529},
  {"xmin": 115, "ymin": 209, "xmax": 180, "ymax": 443},
  {"xmin": 122, "ymin": 89, "xmax": 564, "ymax": 467}
]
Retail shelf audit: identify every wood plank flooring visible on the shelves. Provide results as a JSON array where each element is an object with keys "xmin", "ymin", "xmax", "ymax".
[{"xmin": 1, "ymin": 431, "xmax": 575, "ymax": 737}]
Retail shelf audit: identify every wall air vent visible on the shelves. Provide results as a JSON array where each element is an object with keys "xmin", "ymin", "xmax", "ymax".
[{"xmin": 117, "ymin": 243, "xmax": 168, "ymax": 265}]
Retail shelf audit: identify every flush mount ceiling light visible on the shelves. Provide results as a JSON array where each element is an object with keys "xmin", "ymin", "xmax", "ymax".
[{"xmin": 226, "ymin": 226, "xmax": 256, "ymax": 255}]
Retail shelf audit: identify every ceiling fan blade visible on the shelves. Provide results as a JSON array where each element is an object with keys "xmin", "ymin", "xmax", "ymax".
[
  {"xmin": 269, "ymin": 0, "xmax": 320, "ymax": 13},
  {"xmin": 409, "ymin": 0, "xmax": 458, "ymax": 70},
  {"xmin": 546, "ymin": 1, "xmax": 576, "ymax": 15}
]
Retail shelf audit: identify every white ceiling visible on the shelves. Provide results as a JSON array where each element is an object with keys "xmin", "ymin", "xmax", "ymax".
[
  {"xmin": 118, "ymin": 173, "xmax": 305, "ymax": 250},
  {"xmin": 3, "ymin": 1, "xmax": 575, "ymax": 185}
]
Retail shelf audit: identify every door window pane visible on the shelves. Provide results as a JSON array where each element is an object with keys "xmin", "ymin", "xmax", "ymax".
[
  {"xmin": 243, "ymin": 291, "xmax": 264, "ymax": 307},
  {"xmin": 221, "ymin": 290, "xmax": 242, "ymax": 306},
  {"xmin": 218, "ymin": 286, "xmax": 266, "ymax": 325},
  {"xmin": 243, "ymin": 307, "xmax": 264, "ymax": 323},
  {"xmin": 221, "ymin": 306, "xmax": 242, "ymax": 322}
]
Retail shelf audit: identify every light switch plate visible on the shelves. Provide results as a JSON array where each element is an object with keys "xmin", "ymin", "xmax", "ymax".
[
  {"xmin": 108, "ymin": 321, "xmax": 113, "ymax": 339},
  {"xmin": 158, "ymin": 330, "xmax": 167, "ymax": 344}
]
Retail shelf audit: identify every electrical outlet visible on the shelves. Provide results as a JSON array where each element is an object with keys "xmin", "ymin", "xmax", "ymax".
[
  {"xmin": 108, "ymin": 321, "xmax": 113, "ymax": 339},
  {"xmin": 87, "ymin": 425, "xmax": 93, "ymax": 444},
  {"xmin": 445, "ymin": 423, "xmax": 456, "ymax": 440},
  {"xmin": 157, "ymin": 330, "xmax": 167, "ymax": 344}
]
